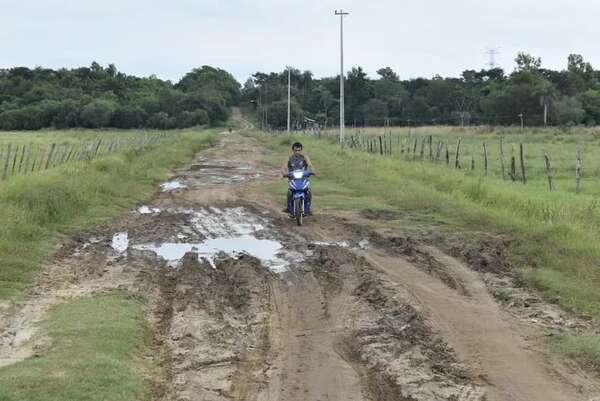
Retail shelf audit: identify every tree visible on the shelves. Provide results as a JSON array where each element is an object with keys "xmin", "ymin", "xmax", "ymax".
[
  {"xmin": 80, "ymin": 99, "xmax": 116, "ymax": 128},
  {"xmin": 552, "ymin": 96, "xmax": 585, "ymax": 125},
  {"xmin": 515, "ymin": 52, "xmax": 542, "ymax": 72},
  {"xmin": 362, "ymin": 98, "xmax": 388, "ymax": 125}
]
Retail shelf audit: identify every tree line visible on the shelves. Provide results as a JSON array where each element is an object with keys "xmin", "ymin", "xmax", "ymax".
[
  {"xmin": 0, "ymin": 63, "xmax": 240, "ymax": 130},
  {"xmin": 242, "ymin": 53, "xmax": 600, "ymax": 129}
]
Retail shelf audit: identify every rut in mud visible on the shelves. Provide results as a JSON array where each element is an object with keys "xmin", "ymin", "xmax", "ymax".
[{"xmin": 1, "ymin": 124, "xmax": 600, "ymax": 401}]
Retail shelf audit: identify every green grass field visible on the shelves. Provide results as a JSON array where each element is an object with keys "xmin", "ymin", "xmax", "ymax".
[
  {"xmin": 320, "ymin": 125, "xmax": 600, "ymax": 196},
  {"xmin": 0, "ymin": 294, "xmax": 149, "ymax": 401},
  {"xmin": 251, "ymin": 127, "xmax": 600, "ymax": 368},
  {"xmin": 0, "ymin": 127, "xmax": 217, "ymax": 301}
]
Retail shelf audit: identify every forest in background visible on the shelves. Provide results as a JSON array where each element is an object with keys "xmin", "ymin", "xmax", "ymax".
[
  {"xmin": 3, "ymin": 52, "xmax": 600, "ymax": 130},
  {"xmin": 243, "ymin": 53, "xmax": 600, "ymax": 129},
  {"xmin": 0, "ymin": 64, "xmax": 240, "ymax": 130}
]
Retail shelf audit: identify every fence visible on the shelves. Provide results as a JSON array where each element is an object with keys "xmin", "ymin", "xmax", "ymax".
[
  {"xmin": 0, "ymin": 132, "xmax": 168, "ymax": 181},
  {"xmin": 314, "ymin": 132, "xmax": 600, "ymax": 193}
]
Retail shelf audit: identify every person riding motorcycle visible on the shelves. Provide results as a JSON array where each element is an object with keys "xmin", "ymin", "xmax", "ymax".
[{"xmin": 281, "ymin": 142, "xmax": 316, "ymax": 213}]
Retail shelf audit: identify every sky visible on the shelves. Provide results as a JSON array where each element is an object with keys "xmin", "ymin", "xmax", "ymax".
[{"xmin": 1, "ymin": 0, "xmax": 598, "ymax": 84}]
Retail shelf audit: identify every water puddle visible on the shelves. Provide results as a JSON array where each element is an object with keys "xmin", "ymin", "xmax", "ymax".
[
  {"xmin": 133, "ymin": 235, "xmax": 287, "ymax": 271},
  {"xmin": 138, "ymin": 206, "xmax": 161, "ymax": 214},
  {"xmin": 112, "ymin": 207, "xmax": 295, "ymax": 273},
  {"xmin": 111, "ymin": 232, "xmax": 129, "ymax": 253},
  {"xmin": 161, "ymin": 180, "xmax": 187, "ymax": 192}
]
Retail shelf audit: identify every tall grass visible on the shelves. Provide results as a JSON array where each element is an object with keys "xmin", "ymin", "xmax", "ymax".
[{"xmin": 0, "ymin": 128, "xmax": 217, "ymax": 301}]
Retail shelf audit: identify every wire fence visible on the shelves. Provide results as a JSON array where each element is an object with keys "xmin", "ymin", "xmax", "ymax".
[{"xmin": 0, "ymin": 132, "xmax": 168, "ymax": 182}]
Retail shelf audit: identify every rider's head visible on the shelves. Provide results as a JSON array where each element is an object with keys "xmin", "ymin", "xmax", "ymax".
[{"xmin": 292, "ymin": 142, "xmax": 303, "ymax": 154}]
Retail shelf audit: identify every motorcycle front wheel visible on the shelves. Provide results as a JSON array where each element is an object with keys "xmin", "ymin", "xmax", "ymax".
[{"xmin": 294, "ymin": 198, "xmax": 303, "ymax": 226}]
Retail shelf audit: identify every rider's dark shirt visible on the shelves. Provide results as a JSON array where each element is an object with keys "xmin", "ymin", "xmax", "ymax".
[{"xmin": 288, "ymin": 154, "xmax": 308, "ymax": 171}]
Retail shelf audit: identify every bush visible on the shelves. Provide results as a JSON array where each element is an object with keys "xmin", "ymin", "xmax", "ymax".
[{"xmin": 80, "ymin": 99, "xmax": 116, "ymax": 128}]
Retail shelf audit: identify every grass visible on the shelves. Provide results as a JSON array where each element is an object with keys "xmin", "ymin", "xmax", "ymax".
[
  {"xmin": 319, "ymin": 125, "xmax": 600, "ymax": 196},
  {"xmin": 0, "ymin": 294, "xmax": 149, "ymax": 401},
  {"xmin": 249, "ymin": 128, "xmax": 600, "ymax": 367},
  {"xmin": 0, "ymin": 127, "xmax": 217, "ymax": 301}
]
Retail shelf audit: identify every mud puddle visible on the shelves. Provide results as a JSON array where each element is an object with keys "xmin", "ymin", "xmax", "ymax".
[{"xmin": 110, "ymin": 206, "xmax": 299, "ymax": 273}]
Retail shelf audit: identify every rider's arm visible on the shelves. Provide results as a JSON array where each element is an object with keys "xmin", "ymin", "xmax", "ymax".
[
  {"xmin": 281, "ymin": 159, "xmax": 289, "ymax": 176},
  {"xmin": 305, "ymin": 155, "xmax": 316, "ymax": 175}
]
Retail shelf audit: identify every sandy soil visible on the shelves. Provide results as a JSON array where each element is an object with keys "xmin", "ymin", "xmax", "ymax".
[{"xmin": 1, "ymin": 114, "xmax": 599, "ymax": 400}]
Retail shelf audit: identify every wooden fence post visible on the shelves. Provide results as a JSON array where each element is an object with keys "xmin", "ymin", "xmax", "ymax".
[
  {"xmin": 470, "ymin": 145, "xmax": 475, "ymax": 170},
  {"xmin": 17, "ymin": 145, "xmax": 26, "ymax": 174},
  {"xmin": 2, "ymin": 144, "xmax": 11, "ymax": 180},
  {"xmin": 455, "ymin": 137, "xmax": 462, "ymax": 169},
  {"xmin": 499, "ymin": 137, "xmax": 506, "ymax": 180},
  {"xmin": 543, "ymin": 151, "xmax": 554, "ymax": 192},
  {"xmin": 519, "ymin": 143, "xmax": 527, "ymax": 184},
  {"xmin": 11, "ymin": 144, "xmax": 19, "ymax": 173},
  {"xmin": 412, "ymin": 137, "xmax": 418, "ymax": 161},
  {"xmin": 445, "ymin": 144, "xmax": 450, "ymax": 165},
  {"xmin": 576, "ymin": 145, "xmax": 582, "ymax": 193},
  {"xmin": 45, "ymin": 143, "xmax": 56, "ymax": 170},
  {"xmin": 435, "ymin": 142, "xmax": 442, "ymax": 162},
  {"xmin": 428, "ymin": 135, "xmax": 433, "ymax": 161},
  {"xmin": 483, "ymin": 142, "xmax": 488, "ymax": 176},
  {"xmin": 510, "ymin": 144, "xmax": 516, "ymax": 181},
  {"xmin": 419, "ymin": 137, "xmax": 425, "ymax": 160}
]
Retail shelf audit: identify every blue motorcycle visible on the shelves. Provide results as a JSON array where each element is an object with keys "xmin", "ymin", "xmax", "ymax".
[{"xmin": 285, "ymin": 169, "xmax": 314, "ymax": 226}]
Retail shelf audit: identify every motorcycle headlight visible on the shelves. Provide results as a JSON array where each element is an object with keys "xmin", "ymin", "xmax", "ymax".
[{"xmin": 292, "ymin": 171, "xmax": 304, "ymax": 179}]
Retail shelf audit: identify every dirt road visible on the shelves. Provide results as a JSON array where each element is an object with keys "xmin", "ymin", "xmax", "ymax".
[{"xmin": 1, "ymin": 123, "xmax": 599, "ymax": 400}]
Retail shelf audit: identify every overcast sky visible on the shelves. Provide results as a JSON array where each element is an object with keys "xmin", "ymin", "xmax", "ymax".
[{"xmin": 1, "ymin": 0, "xmax": 597, "ymax": 83}]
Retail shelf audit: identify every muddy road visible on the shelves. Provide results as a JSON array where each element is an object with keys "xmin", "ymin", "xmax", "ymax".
[{"xmin": 1, "ymin": 126, "xmax": 600, "ymax": 401}]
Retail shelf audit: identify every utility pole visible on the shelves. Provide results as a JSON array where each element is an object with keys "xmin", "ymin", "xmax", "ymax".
[
  {"xmin": 287, "ymin": 67, "xmax": 291, "ymax": 133},
  {"xmin": 335, "ymin": 9, "xmax": 349, "ymax": 146}
]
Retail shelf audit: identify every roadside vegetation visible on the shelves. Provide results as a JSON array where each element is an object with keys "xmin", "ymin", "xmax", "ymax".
[
  {"xmin": 250, "ymin": 128, "xmax": 600, "ymax": 368},
  {"xmin": 0, "ymin": 294, "xmax": 149, "ymax": 401},
  {"xmin": 0, "ymin": 128, "xmax": 217, "ymax": 301}
]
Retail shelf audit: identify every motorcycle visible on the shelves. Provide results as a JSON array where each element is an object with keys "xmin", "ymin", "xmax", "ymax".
[{"xmin": 285, "ymin": 169, "xmax": 314, "ymax": 226}]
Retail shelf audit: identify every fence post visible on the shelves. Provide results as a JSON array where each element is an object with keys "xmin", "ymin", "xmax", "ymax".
[
  {"xmin": 419, "ymin": 137, "xmax": 425, "ymax": 161},
  {"xmin": 428, "ymin": 135, "xmax": 433, "ymax": 161},
  {"xmin": 499, "ymin": 137, "xmax": 506, "ymax": 180},
  {"xmin": 519, "ymin": 143, "xmax": 527, "ymax": 184},
  {"xmin": 11, "ymin": 144, "xmax": 20, "ymax": 174},
  {"xmin": 543, "ymin": 151, "xmax": 554, "ymax": 192},
  {"xmin": 435, "ymin": 142, "xmax": 442, "ymax": 163},
  {"xmin": 45, "ymin": 143, "xmax": 56, "ymax": 170},
  {"xmin": 454, "ymin": 137, "xmax": 462, "ymax": 169},
  {"xmin": 445, "ymin": 144, "xmax": 450, "ymax": 165},
  {"xmin": 17, "ymin": 145, "xmax": 26, "ymax": 174},
  {"xmin": 470, "ymin": 145, "xmax": 475, "ymax": 170},
  {"xmin": 412, "ymin": 137, "xmax": 418, "ymax": 161},
  {"xmin": 2, "ymin": 144, "xmax": 11, "ymax": 180},
  {"xmin": 380, "ymin": 136, "xmax": 385, "ymax": 155},
  {"xmin": 510, "ymin": 144, "xmax": 516, "ymax": 181},
  {"xmin": 576, "ymin": 145, "xmax": 582, "ymax": 193},
  {"xmin": 483, "ymin": 142, "xmax": 488, "ymax": 176}
]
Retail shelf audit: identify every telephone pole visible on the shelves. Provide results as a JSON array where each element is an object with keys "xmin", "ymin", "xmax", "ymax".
[
  {"xmin": 335, "ymin": 10, "xmax": 349, "ymax": 146},
  {"xmin": 287, "ymin": 67, "xmax": 291, "ymax": 133}
]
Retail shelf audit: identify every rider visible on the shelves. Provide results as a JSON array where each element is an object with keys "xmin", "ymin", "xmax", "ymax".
[{"xmin": 281, "ymin": 142, "xmax": 316, "ymax": 213}]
